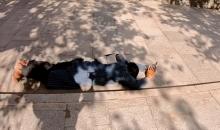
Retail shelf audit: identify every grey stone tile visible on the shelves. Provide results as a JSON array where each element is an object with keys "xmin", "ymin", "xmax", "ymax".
[
  {"xmin": 196, "ymin": 82, "xmax": 220, "ymax": 92},
  {"xmin": 4, "ymin": 40, "xmax": 92, "ymax": 63},
  {"xmin": 2, "ymin": 9, "xmax": 30, "ymax": 24},
  {"xmin": 0, "ymin": 34, "xmax": 13, "ymax": 48},
  {"xmin": 133, "ymin": 15, "xmax": 164, "ymax": 37},
  {"xmin": 157, "ymin": 22, "xmax": 181, "ymax": 32},
  {"xmin": 24, "ymin": 94, "xmax": 81, "ymax": 103},
  {"xmin": 65, "ymin": 102, "xmax": 109, "ymax": 128},
  {"xmin": 0, "ymin": 94, "xmax": 26, "ymax": 106},
  {"xmin": 146, "ymin": 36, "xmax": 174, "ymax": 58},
  {"xmin": 209, "ymin": 60, "xmax": 220, "ymax": 75},
  {"xmin": 146, "ymin": 86, "xmax": 199, "ymax": 97},
  {"xmin": 148, "ymin": 92, "xmax": 220, "ymax": 130},
  {"xmin": 182, "ymin": 54, "xmax": 220, "ymax": 82},
  {"xmin": 147, "ymin": 53, "xmax": 198, "ymax": 87},
  {"xmin": 210, "ymin": 89, "xmax": 220, "ymax": 105},
  {"xmin": 0, "ymin": 22, "xmax": 22, "ymax": 35},
  {"xmin": 170, "ymin": 41, "xmax": 200, "ymax": 55},
  {"xmin": 117, "ymin": 11, "xmax": 134, "ymax": 22},
  {"xmin": 76, "ymin": 86, "xmax": 197, "ymax": 103},
  {"xmin": 164, "ymin": 31, "xmax": 188, "ymax": 42},
  {"xmin": 81, "ymin": 91, "xmax": 149, "ymax": 102},
  {"xmin": 91, "ymin": 102, "xmax": 110, "ymax": 126},
  {"xmin": 117, "ymin": 21, "xmax": 147, "ymax": 43},
  {"xmin": 33, "ymin": 103, "xmax": 66, "ymax": 110},
  {"xmin": 0, "ymin": 103, "xmax": 65, "ymax": 130},
  {"xmin": 64, "ymin": 126, "xmax": 74, "ymax": 130},
  {"xmin": 13, "ymin": 25, "xmax": 41, "ymax": 41},
  {"xmin": 96, "ymin": 125, "xmax": 111, "ymax": 130},
  {"xmin": 106, "ymin": 98, "xmax": 148, "ymax": 109},
  {"xmin": 108, "ymin": 103, "xmax": 157, "ymax": 130},
  {"xmin": 64, "ymin": 103, "xmax": 94, "ymax": 128},
  {"xmin": 91, "ymin": 39, "xmax": 148, "ymax": 58},
  {"xmin": 3, "ymin": 40, "xmax": 34, "ymax": 52},
  {"xmin": 32, "ymin": 110, "xmax": 65, "ymax": 130}
]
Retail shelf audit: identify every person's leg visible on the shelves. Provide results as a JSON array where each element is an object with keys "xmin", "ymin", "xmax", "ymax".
[{"xmin": 13, "ymin": 58, "xmax": 81, "ymax": 89}]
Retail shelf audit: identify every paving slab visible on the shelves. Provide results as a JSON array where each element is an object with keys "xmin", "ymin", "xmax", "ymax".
[
  {"xmin": 170, "ymin": 41, "xmax": 200, "ymax": 55},
  {"xmin": 148, "ymin": 92, "xmax": 220, "ymax": 130},
  {"xmin": 209, "ymin": 60, "xmax": 220, "ymax": 74},
  {"xmin": 163, "ymin": 31, "xmax": 188, "ymax": 42},
  {"xmin": 134, "ymin": 15, "xmax": 164, "ymax": 37},
  {"xmin": 1, "ymin": 0, "xmax": 220, "ymax": 93},
  {"xmin": 117, "ymin": 18, "xmax": 147, "ymax": 43},
  {"xmin": 181, "ymin": 54, "xmax": 220, "ymax": 82},
  {"xmin": 146, "ymin": 35, "xmax": 174, "ymax": 57},
  {"xmin": 196, "ymin": 82, "xmax": 220, "ymax": 92},
  {"xmin": 107, "ymin": 99, "xmax": 157, "ymax": 130},
  {"xmin": 33, "ymin": 103, "xmax": 66, "ymax": 111},
  {"xmin": 23, "ymin": 93, "xmax": 81, "ymax": 103},
  {"xmin": 0, "ymin": 34, "xmax": 14, "ymax": 48},
  {"xmin": 0, "ymin": 103, "xmax": 40, "ymax": 130},
  {"xmin": 77, "ymin": 86, "xmax": 199, "ymax": 102},
  {"xmin": 150, "ymin": 52, "xmax": 198, "ymax": 87},
  {"xmin": 0, "ymin": 1, "xmax": 220, "ymax": 130},
  {"xmin": 1, "ymin": 85, "xmax": 220, "ymax": 130},
  {"xmin": 0, "ymin": 49, "xmax": 23, "ymax": 92},
  {"xmin": 64, "ymin": 103, "xmax": 93, "ymax": 128},
  {"xmin": 210, "ymin": 89, "xmax": 220, "ymax": 105},
  {"xmin": 96, "ymin": 125, "xmax": 111, "ymax": 130},
  {"xmin": 33, "ymin": 110, "xmax": 66, "ymax": 130},
  {"xmin": 144, "ymin": 36, "xmax": 199, "ymax": 87}
]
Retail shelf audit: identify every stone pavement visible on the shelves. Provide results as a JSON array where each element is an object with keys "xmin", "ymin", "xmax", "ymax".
[
  {"xmin": 1, "ymin": 0, "xmax": 220, "ymax": 92},
  {"xmin": 1, "ymin": 0, "xmax": 220, "ymax": 129},
  {"xmin": 1, "ymin": 83, "xmax": 220, "ymax": 130}
]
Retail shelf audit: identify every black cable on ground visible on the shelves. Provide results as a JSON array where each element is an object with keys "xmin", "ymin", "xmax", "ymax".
[{"xmin": 0, "ymin": 80, "xmax": 220, "ymax": 94}]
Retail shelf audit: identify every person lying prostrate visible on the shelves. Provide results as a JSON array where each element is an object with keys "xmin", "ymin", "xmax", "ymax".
[{"xmin": 13, "ymin": 54, "xmax": 157, "ymax": 91}]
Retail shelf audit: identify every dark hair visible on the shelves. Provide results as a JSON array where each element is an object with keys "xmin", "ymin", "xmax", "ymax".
[{"xmin": 127, "ymin": 62, "xmax": 139, "ymax": 78}]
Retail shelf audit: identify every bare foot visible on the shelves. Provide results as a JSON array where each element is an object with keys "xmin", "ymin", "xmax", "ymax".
[
  {"xmin": 12, "ymin": 59, "xmax": 28, "ymax": 81},
  {"xmin": 145, "ymin": 62, "xmax": 157, "ymax": 79}
]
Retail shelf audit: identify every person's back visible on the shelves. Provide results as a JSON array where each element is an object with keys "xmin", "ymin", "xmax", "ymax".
[{"xmin": 13, "ymin": 54, "xmax": 156, "ymax": 91}]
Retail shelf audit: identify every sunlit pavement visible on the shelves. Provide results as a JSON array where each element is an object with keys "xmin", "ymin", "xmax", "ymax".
[{"xmin": 1, "ymin": 0, "xmax": 220, "ymax": 129}]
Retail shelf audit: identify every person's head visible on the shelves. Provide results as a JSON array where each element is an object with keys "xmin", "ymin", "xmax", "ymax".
[
  {"xmin": 127, "ymin": 62, "xmax": 139, "ymax": 78},
  {"xmin": 127, "ymin": 62, "xmax": 157, "ymax": 79}
]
